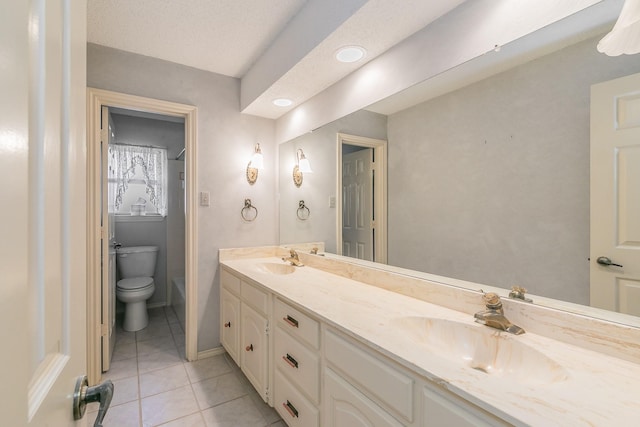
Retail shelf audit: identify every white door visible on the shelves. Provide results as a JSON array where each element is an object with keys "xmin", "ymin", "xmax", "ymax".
[
  {"xmin": 342, "ymin": 149, "xmax": 374, "ymax": 261},
  {"xmin": 0, "ymin": 1, "xmax": 90, "ymax": 426},
  {"xmin": 591, "ymin": 72, "xmax": 640, "ymax": 316},
  {"xmin": 101, "ymin": 107, "xmax": 116, "ymax": 372}
]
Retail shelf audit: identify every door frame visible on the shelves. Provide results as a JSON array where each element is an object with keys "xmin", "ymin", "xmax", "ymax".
[
  {"xmin": 87, "ymin": 88, "xmax": 199, "ymax": 384},
  {"xmin": 336, "ymin": 133, "xmax": 387, "ymax": 263}
]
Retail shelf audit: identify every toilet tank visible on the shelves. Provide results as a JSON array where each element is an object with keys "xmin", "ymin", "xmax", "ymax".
[{"xmin": 116, "ymin": 246, "xmax": 159, "ymax": 278}]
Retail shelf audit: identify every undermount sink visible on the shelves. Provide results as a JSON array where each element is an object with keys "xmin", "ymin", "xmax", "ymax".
[
  {"xmin": 393, "ymin": 317, "xmax": 568, "ymax": 385},
  {"xmin": 256, "ymin": 262, "xmax": 296, "ymax": 275}
]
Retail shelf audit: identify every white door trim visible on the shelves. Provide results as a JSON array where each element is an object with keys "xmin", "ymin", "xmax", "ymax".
[
  {"xmin": 86, "ymin": 88, "xmax": 199, "ymax": 384},
  {"xmin": 336, "ymin": 133, "xmax": 388, "ymax": 263}
]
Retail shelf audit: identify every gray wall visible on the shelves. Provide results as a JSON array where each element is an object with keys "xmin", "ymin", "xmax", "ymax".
[
  {"xmin": 88, "ymin": 43, "xmax": 278, "ymax": 352},
  {"xmin": 279, "ymin": 109, "xmax": 387, "ymax": 252},
  {"xmin": 387, "ymin": 36, "xmax": 640, "ymax": 305}
]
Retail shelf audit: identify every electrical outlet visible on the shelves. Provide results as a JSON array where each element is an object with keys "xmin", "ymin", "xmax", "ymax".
[{"xmin": 200, "ymin": 191, "xmax": 210, "ymax": 207}]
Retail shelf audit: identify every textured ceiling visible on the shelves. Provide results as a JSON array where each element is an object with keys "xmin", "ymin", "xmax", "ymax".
[
  {"xmin": 87, "ymin": 0, "xmax": 307, "ymax": 78},
  {"xmin": 87, "ymin": 0, "xmax": 465, "ymax": 119}
]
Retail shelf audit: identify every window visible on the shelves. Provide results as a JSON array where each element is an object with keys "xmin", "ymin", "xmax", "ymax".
[{"xmin": 108, "ymin": 144, "xmax": 168, "ymax": 216}]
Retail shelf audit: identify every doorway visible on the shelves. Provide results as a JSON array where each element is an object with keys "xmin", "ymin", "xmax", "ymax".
[
  {"xmin": 87, "ymin": 88, "xmax": 198, "ymax": 385},
  {"xmin": 336, "ymin": 133, "xmax": 388, "ymax": 263}
]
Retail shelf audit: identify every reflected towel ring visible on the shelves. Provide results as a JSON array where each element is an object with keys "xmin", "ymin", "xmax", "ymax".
[
  {"xmin": 241, "ymin": 199, "xmax": 258, "ymax": 222},
  {"xmin": 297, "ymin": 200, "xmax": 310, "ymax": 220}
]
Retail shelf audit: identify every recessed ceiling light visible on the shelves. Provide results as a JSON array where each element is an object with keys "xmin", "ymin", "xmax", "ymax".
[
  {"xmin": 273, "ymin": 98, "xmax": 293, "ymax": 107},
  {"xmin": 335, "ymin": 46, "xmax": 366, "ymax": 63}
]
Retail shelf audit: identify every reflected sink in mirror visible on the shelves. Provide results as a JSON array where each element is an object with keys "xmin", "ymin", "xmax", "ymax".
[
  {"xmin": 256, "ymin": 262, "xmax": 296, "ymax": 275},
  {"xmin": 393, "ymin": 317, "xmax": 568, "ymax": 385}
]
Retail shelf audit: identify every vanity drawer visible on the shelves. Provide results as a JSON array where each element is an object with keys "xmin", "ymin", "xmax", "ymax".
[
  {"xmin": 274, "ymin": 369, "xmax": 319, "ymax": 427},
  {"xmin": 241, "ymin": 280, "xmax": 268, "ymax": 314},
  {"xmin": 274, "ymin": 327, "xmax": 320, "ymax": 403},
  {"xmin": 324, "ymin": 328, "xmax": 414, "ymax": 423},
  {"xmin": 275, "ymin": 298, "xmax": 320, "ymax": 349},
  {"xmin": 221, "ymin": 268, "xmax": 241, "ymax": 295}
]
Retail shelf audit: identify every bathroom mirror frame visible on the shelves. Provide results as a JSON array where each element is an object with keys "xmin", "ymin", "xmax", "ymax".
[{"xmin": 278, "ymin": 1, "xmax": 640, "ymax": 328}]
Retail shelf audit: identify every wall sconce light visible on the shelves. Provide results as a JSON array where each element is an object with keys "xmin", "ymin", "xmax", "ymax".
[
  {"xmin": 597, "ymin": 0, "xmax": 640, "ymax": 56},
  {"xmin": 246, "ymin": 143, "xmax": 264, "ymax": 185},
  {"xmin": 293, "ymin": 148, "xmax": 312, "ymax": 187}
]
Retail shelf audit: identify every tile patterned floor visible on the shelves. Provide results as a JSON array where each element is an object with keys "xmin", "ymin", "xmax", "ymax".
[{"xmin": 89, "ymin": 307, "xmax": 285, "ymax": 427}]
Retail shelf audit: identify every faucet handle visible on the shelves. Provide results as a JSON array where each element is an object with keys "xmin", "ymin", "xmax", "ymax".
[
  {"xmin": 509, "ymin": 286, "xmax": 533, "ymax": 303},
  {"xmin": 482, "ymin": 292, "xmax": 501, "ymax": 308}
]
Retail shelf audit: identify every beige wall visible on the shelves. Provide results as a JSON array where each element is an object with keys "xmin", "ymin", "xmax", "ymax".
[{"xmin": 88, "ymin": 43, "xmax": 278, "ymax": 351}]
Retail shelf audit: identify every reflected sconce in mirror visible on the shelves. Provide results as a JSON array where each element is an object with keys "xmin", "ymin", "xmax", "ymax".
[
  {"xmin": 246, "ymin": 143, "xmax": 264, "ymax": 185},
  {"xmin": 597, "ymin": 0, "xmax": 640, "ymax": 56},
  {"xmin": 293, "ymin": 148, "xmax": 312, "ymax": 187}
]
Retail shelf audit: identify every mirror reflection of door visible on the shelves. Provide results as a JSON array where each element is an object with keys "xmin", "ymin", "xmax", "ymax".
[
  {"xmin": 337, "ymin": 133, "xmax": 388, "ymax": 264},
  {"xmin": 591, "ymin": 72, "xmax": 640, "ymax": 316},
  {"xmin": 342, "ymin": 146, "xmax": 374, "ymax": 260}
]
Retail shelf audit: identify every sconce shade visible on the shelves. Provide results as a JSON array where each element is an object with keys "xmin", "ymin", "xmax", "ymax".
[
  {"xmin": 298, "ymin": 157, "xmax": 312, "ymax": 173},
  {"xmin": 598, "ymin": 0, "xmax": 640, "ymax": 56},
  {"xmin": 297, "ymin": 149, "xmax": 312, "ymax": 173},
  {"xmin": 250, "ymin": 143, "xmax": 264, "ymax": 169}
]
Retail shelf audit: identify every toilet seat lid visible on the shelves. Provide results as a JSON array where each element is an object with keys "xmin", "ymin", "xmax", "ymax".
[{"xmin": 117, "ymin": 277, "xmax": 154, "ymax": 290}]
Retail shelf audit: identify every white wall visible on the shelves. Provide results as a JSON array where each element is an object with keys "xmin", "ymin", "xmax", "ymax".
[
  {"xmin": 387, "ymin": 36, "xmax": 640, "ymax": 305},
  {"xmin": 279, "ymin": 109, "xmax": 387, "ymax": 252},
  {"xmin": 88, "ymin": 43, "xmax": 278, "ymax": 351}
]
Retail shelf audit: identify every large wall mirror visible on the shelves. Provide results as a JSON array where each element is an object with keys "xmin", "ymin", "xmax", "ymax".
[{"xmin": 278, "ymin": 5, "xmax": 640, "ymax": 326}]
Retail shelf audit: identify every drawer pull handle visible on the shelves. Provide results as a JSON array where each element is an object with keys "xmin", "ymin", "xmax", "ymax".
[
  {"xmin": 245, "ymin": 344, "xmax": 253, "ymax": 352},
  {"xmin": 283, "ymin": 353, "xmax": 299, "ymax": 369},
  {"xmin": 224, "ymin": 322, "xmax": 231, "ymax": 328},
  {"xmin": 283, "ymin": 400, "xmax": 299, "ymax": 418},
  {"xmin": 283, "ymin": 315, "xmax": 299, "ymax": 328}
]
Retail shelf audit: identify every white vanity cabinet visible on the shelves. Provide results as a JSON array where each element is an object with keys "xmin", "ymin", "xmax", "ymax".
[
  {"xmin": 220, "ymin": 263, "xmax": 515, "ymax": 427},
  {"xmin": 324, "ymin": 328, "xmax": 415, "ymax": 426},
  {"xmin": 422, "ymin": 384, "xmax": 511, "ymax": 427},
  {"xmin": 220, "ymin": 268, "xmax": 270, "ymax": 402},
  {"xmin": 324, "ymin": 367, "xmax": 404, "ymax": 427},
  {"xmin": 220, "ymin": 269, "xmax": 241, "ymax": 365},
  {"xmin": 273, "ymin": 298, "xmax": 320, "ymax": 427}
]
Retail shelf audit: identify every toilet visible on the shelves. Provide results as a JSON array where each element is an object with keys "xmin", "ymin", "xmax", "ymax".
[{"xmin": 116, "ymin": 245, "xmax": 159, "ymax": 331}]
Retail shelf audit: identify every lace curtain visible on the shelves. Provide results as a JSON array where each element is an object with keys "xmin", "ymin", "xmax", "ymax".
[{"xmin": 108, "ymin": 144, "xmax": 168, "ymax": 216}]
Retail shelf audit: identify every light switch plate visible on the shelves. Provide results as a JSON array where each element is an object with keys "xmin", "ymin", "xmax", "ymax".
[
  {"xmin": 329, "ymin": 196, "xmax": 336, "ymax": 208},
  {"xmin": 200, "ymin": 191, "xmax": 210, "ymax": 207}
]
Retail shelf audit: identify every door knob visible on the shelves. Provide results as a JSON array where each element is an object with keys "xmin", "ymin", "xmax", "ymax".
[
  {"xmin": 596, "ymin": 256, "xmax": 623, "ymax": 268},
  {"xmin": 73, "ymin": 375, "xmax": 114, "ymax": 427}
]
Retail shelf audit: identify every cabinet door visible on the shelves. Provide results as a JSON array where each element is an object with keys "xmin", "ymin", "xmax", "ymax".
[
  {"xmin": 220, "ymin": 288, "xmax": 240, "ymax": 365},
  {"xmin": 324, "ymin": 368, "xmax": 404, "ymax": 427},
  {"xmin": 423, "ymin": 386, "xmax": 510, "ymax": 427},
  {"xmin": 241, "ymin": 303, "xmax": 269, "ymax": 401}
]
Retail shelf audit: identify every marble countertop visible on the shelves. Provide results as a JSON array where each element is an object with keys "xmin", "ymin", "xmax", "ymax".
[{"xmin": 221, "ymin": 256, "xmax": 640, "ymax": 427}]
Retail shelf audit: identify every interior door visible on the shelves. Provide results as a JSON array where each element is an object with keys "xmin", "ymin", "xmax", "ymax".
[
  {"xmin": 590, "ymin": 72, "xmax": 640, "ymax": 316},
  {"xmin": 0, "ymin": 0, "xmax": 89, "ymax": 426},
  {"xmin": 342, "ymin": 149, "xmax": 374, "ymax": 261},
  {"xmin": 101, "ymin": 106, "xmax": 116, "ymax": 372}
]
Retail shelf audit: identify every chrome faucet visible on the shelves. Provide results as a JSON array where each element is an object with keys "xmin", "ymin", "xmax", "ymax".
[
  {"xmin": 282, "ymin": 249, "xmax": 304, "ymax": 267},
  {"xmin": 474, "ymin": 292, "xmax": 525, "ymax": 335}
]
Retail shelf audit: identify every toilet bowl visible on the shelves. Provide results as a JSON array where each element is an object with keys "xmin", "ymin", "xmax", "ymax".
[{"xmin": 116, "ymin": 246, "xmax": 159, "ymax": 331}]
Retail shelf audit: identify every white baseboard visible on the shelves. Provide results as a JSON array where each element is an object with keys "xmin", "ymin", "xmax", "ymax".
[{"xmin": 197, "ymin": 346, "xmax": 226, "ymax": 360}]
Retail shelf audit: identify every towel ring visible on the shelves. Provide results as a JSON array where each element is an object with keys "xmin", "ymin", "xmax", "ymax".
[
  {"xmin": 297, "ymin": 200, "xmax": 310, "ymax": 220},
  {"xmin": 241, "ymin": 199, "xmax": 258, "ymax": 222}
]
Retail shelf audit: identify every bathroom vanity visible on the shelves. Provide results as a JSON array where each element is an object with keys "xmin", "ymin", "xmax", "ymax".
[{"xmin": 219, "ymin": 246, "xmax": 640, "ymax": 427}]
